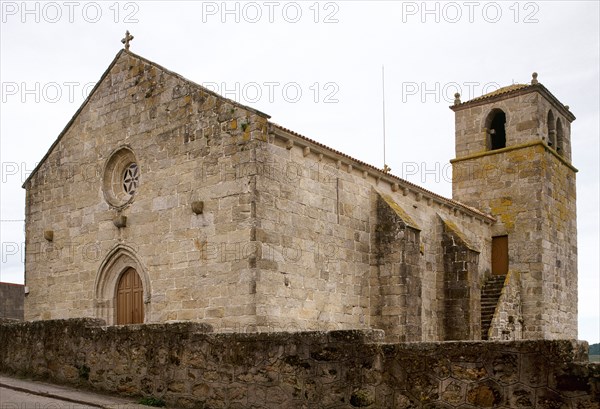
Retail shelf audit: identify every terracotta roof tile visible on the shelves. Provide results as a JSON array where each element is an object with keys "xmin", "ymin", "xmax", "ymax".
[{"xmin": 466, "ymin": 83, "xmax": 531, "ymax": 103}]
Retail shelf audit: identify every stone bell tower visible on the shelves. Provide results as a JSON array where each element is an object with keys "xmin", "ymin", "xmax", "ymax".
[{"xmin": 450, "ymin": 73, "xmax": 578, "ymax": 340}]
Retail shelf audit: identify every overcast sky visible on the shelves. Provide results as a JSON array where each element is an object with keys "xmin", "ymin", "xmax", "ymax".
[{"xmin": 1, "ymin": 0, "xmax": 598, "ymax": 343}]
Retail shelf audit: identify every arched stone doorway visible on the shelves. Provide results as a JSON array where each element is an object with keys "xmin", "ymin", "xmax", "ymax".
[
  {"xmin": 116, "ymin": 267, "xmax": 144, "ymax": 324},
  {"xmin": 94, "ymin": 244, "xmax": 150, "ymax": 325}
]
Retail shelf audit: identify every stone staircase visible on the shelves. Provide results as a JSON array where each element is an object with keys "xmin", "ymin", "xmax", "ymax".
[{"xmin": 481, "ymin": 275, "xmax": 506, "ymax": 340}]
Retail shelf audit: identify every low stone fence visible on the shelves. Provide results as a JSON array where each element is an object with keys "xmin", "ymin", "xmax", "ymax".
[{"xmin": 0, "ymin": 319, "xmax": 598, "ymax": 408}]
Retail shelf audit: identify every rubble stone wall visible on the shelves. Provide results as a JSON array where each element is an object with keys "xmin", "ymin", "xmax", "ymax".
[{"xmin": 1, "ymin": 319, "xmax": 597, "ymax": 409}]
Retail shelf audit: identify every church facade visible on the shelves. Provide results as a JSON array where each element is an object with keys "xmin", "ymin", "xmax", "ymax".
[{"xmin": 22, "ymin": 48, "xmax": 578, "ymax": 342}]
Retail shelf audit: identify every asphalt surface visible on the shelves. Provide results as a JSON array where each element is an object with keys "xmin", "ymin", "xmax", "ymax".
[
  {"xmin": 0, "ymin": 376, "xmax": 149, "ymax": 409},
  {"xmin": 1, "ymin": 386, "xmax": 99, "ymax": 408}
]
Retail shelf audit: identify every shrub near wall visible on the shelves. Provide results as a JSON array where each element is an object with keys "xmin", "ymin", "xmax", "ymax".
[{"xmin": 0, "ymin": 319, "xmax": 598, "ymax": 408}]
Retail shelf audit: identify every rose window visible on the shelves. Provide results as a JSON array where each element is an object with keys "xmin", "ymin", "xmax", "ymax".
[{"xmin": 123, "ymin": 163, "xmax": 139, "ymax": 196}]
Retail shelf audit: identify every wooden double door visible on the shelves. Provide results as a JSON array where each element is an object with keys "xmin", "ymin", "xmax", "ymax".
[{"xmin": 116, "ymin": 268, "xmax": 144, "ymax": 324}]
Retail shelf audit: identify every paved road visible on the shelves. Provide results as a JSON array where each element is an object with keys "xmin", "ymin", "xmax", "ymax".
[{"xmin": 0, "ymin": 387, "xmax": 98, "ymax": 409}]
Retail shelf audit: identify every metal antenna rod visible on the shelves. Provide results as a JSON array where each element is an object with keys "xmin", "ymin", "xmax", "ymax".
[{"xmin": 382, "ymin": 65, "xmax": 387, "ymax": 171}]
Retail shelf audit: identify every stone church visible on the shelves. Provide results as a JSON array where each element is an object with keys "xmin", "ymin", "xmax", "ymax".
[{"xmin": 22, "ymin": 39, "xmax": 578, "ymax": 342}]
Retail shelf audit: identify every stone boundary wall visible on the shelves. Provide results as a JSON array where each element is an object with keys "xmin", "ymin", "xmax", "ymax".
[{"xmin": 0, "ymin": 319, "xmax": 598, "ymax": 408}]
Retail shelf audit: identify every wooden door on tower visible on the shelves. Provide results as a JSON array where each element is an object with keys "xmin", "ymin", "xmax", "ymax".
[
  {"xmin": 116, "ymin": 268, "xmax": 144, "ymax": 324},
  {"xmin": 491, "ymin": 235, "xmax": 509, "ymax": 275}
]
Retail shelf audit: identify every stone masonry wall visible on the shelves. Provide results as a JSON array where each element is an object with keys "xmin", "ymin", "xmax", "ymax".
[
  {"xmin": 0, "ymin": 319, "xmax": 598, "ymax": 408},
  {"xmin": 250, "ymin": 137, "xmax": 372, "ymax": 333},
  {"xmin": 23, "ymin": 50, "xmax": 269, "ymax": 327},
  {"xmin": 540, "ymin": 148, "xmax": 578, "ymax": 339},
  {"xmin": 0, "ymin": 282, "xmax": 24, "ymax": 320},
  {"xmin": 373, "ymin": 193, "xmax": 422, "ymax": 342},
  {"xmin": 488, "ymin": 271, "xmax": 523, "ymax": 341},
  {"xmin": 23, "ymin": 49, "xmax": 497, "ymax": 340},
  {"xmin": 451, "ymin": 87, "xmax": 577, "ymax": 340},
  {"xmin": 252, "ymin": 125, "xmax": 494, "ymax": 340},
  {"xmin": 535, "ymin": 91, "xmax": 573, "ymax": 162},
  {"xmin": 441, "ymin": 219, "xmax": 481, "ymax": 340},
  {"xmin": 453, "ymin": 89, "xmax": 572, "ymax": 160},
  {"xmin": 452, "ymin": 144, "xmax": 577, "ymax": 339}
]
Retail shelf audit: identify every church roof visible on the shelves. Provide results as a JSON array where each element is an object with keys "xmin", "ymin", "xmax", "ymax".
[
  {"xmin": 22, "ymin": 48, "xmax": 495, "ymax": 222},
  {"xmin": 271, "ymin": 123, "xmax": 494, "ymax": 221},
  {"xmin": 469, "ymin": 83, "xmax": 531, "ymax": 102},
  {"xmin": 450, "ymin": 75, "xmax": 575, "ymax": 122}
]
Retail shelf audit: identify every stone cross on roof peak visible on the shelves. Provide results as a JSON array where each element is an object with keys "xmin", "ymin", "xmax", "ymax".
[{"xmin": 121, "ymin": 30, "xmax": 134, "ymax": 50}]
